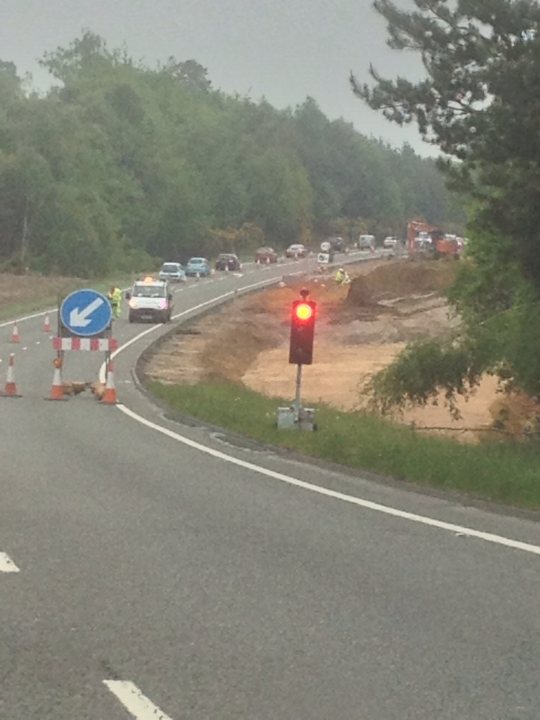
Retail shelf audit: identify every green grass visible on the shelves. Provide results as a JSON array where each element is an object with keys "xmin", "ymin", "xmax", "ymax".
[{"xmin": 148, "ymin": 379, "xmax": 540, "ymax": 511}]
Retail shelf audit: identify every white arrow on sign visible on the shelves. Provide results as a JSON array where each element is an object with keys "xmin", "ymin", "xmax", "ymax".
[{"xmin": 69, "ymin": 297, "xmax": 106, "ymax": 328}]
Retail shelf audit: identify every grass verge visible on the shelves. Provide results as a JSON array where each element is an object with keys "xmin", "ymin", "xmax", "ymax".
[
  {"xmin": 0, "ymin": 273, "xmax": 136, "ymax": 321},
  {"xmin": 148, "ymin": 379, "xmax": 540, "ymax": 511}
]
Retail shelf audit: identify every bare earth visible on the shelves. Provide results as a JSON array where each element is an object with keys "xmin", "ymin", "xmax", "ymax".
[{"xmin": 144, "ymin": 259, "xmax": 535, "ymax": 443}]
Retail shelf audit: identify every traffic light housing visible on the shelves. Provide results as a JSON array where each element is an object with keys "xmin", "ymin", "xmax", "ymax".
[{"xmin": 289, "ymin": 299, "xmax": 316, "ymax": 365}]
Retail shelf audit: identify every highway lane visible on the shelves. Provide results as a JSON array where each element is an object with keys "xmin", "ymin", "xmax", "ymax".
[{"xmin": 0, "ymin": 254, "xmax": 539, "ymax": 719}]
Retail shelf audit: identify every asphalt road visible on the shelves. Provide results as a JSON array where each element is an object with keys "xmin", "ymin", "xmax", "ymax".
[{"xmin": 1, "ymin": 254, "xmax": 539, "ymax": 719}]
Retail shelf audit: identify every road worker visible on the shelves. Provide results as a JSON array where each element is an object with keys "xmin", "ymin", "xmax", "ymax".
[
  {"xmin": 108, "ymin": 286, "xmax": 122, "ymax": 319},
  {"xmin": 335, "ymin": 267, "xmax": 350, "ymax": 285}
]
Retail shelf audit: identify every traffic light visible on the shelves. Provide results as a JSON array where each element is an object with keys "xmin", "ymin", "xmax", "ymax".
[{"xmin": 289, "ymin": 298, "xmax": 316, "ymax": 365}]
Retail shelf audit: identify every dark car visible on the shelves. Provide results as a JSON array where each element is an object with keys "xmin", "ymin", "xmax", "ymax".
[
  {"xmin": 215, "ymin": 253, "xmax": 242, "ymax": 271},
  {"xmin": 255, "ymin": 246, "xmax": 278, "ymax": 264},
  {"xmin": 330, "ymin": 236, "xmax": 347, "ymax": 253}
]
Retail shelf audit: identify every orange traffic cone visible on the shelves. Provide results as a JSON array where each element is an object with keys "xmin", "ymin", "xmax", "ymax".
[
  {"xmin": 2, "ymin": 354, "xmax": 21, "ymax": 397},
  {"xmin": 43, "ymin": 315, "xmax": 52, "ymax": 332},
  {"xmin": 100, "ymin": 361, "xmax": 118, "ymax": 404},
  {"xmin": 46, "ymin": 358, "xmax": 66, "ymax": 401},
  {"xmin": 10, "ymin": 324, "xmax": 20, "ymax": 343}
]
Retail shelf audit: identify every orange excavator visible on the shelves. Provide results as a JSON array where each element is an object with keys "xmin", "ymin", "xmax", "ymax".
[{"xmin": 406, "ymin": 220, "xmax": 460, "ymax": 259}]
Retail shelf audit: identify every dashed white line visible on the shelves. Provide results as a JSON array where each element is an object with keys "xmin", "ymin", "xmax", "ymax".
[
  {"xmin": 103, "ymin": 680, "xmax": 173, "ymax": 720},
  {"xmin": 0, "ymin": 552, "xmax": 20, "ymax": 573}
]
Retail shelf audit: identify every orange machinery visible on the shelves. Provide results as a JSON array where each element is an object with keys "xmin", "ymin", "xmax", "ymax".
[{"xmin": 406, "ymin": 220, "xmax": 459, "ymax": 258}]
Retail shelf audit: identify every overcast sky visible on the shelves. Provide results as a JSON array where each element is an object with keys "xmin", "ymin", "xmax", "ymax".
[{"xmin": 1, "ymin": 0, "xmax": 431, "ymax": 153}]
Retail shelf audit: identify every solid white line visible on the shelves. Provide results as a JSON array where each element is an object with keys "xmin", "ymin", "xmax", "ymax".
[
  {"xmin": 0, "ymin": 552, "xmax": 20, "ymax": 573},
  {"xmin": 104, "ymin": 272, "xmax": 540, "ymax": 559},
  {"xmin": 103, "ymin": 680, "xmax": 173, "ymax": 720},
  {"xmin": 117, "ymin": 405, "xmax": 540, "ymax": 558}
]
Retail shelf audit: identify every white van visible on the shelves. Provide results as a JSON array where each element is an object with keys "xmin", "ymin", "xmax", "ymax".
[
  {"xmin": 126, "ymin": 277, "xmax": 173, "ymax": 323},
  {"xmin": 357, "ymin": 234, "xmax": 376, "ymax": 250}
]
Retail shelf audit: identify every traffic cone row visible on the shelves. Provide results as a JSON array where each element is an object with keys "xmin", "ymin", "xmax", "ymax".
[
  {"xmin": 1, "ymin": 354, "xmax": 21, "ymax": 398},
  {"xmin": 1, "ymin": 350, "xmax": 120, "ymax": 403}
]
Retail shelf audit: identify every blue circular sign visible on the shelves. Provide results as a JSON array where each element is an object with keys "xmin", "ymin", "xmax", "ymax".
[{"xmin": 60, "ymin": 289, "xmax": 113, "ymax": 337}]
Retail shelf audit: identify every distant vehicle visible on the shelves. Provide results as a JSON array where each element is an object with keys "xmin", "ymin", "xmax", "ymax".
[
  {"xmin": 383, "ymin": 236, "xmax": 398, "ymax": 249},
  {"xmin": 126, "ymin": 277, "xmax": 173, "ymax": 323},
  {"xmin": 330, "ymin": 236, "xmax": 347, "ymax": 252},
  {"xmin": 255, "ymin": 246, "xmax": 278, "ymax": 264},
  {"xmin": 285, "ymin": 243, "xmax": 308, "ymax": 258},
  {"xmin": 185, "ymin": 257, "xmax": 211, "ymax": 277},
  {"xmin": 159, "ymin": 262, "xmax": 186, "ymax": 282},
  {"xmin": 215, "ymin": 253, "xmax": 242, "ymax": 271},
  {"xmin": 357, "ymin": 234, "xmax": 376, "ymax": 250}
]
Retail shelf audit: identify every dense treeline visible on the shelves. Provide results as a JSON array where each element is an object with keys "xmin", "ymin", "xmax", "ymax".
[{"xmin": 0, "ymin": 32, "xmax": 464, "ymax": 277}]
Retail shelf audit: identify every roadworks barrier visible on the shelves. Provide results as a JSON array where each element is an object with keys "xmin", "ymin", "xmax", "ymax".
[{"xmin": 1, "ymin": 354, "xmax": 22, "ymax": 398}]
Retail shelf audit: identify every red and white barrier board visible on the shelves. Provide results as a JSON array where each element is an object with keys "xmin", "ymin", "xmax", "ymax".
[{"xmin": 52, "ymin": 337, "xmax": 119, "ymax": 351}]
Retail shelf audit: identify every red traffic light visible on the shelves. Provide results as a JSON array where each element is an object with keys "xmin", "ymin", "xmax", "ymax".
[
  {"xmin": 295, "ymin": 302, "xmax": 314, "ymax": 321},
  {"xmin": 290, "ymin": 298, "xmax": 316, "ymax": 365}
]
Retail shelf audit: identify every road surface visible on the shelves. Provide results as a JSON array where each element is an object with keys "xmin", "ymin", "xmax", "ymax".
[{"xmin": 1, "ymin": 253, "xmax": 539, "ymax": 719}]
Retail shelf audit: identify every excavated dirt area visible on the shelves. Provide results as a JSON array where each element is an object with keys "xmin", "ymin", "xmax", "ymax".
[{"xmin": 144, "ymin": 260, "xmax": 537, "ymax": 443}]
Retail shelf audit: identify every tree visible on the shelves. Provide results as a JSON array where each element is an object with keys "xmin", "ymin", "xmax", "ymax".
[
  {"xmin": 353, "ymin": 0, "xmax": 540, "ymax": 405},
  {"xmin": 353, "ymin": 0, "xmax": 540, "ymax": 285}
]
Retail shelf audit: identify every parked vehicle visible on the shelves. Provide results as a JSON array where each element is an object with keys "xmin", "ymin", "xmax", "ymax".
[
  {"xmin": 159, "ymin": 262, "xmax": 186, "ymax": 282},
  {"xmin": 285, "ymin": 243, "xmax": 308, "ymax": 258},
  {"xmin": 185, "ymin": 257, "xmax": 211, "ymax": 277},
  {"xmin": 215, "ymin": 253, "xmax": 242, "ymax": 271},
  {"xmin": 383, "ymin": 236, "xmax": 398, "ymax": 249},
  {"xmin": 255, "ymin": 246, "xmax": 278, "ymax": 264}
]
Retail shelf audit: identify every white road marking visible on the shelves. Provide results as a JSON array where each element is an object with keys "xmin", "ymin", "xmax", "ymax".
[
  {"xmin": 103, "ymin": 680, "xmax": 173, "ymax": 720},
  {"xmin": 103, "ymin": 270, "xmax": 540, "ymax": 559},
  {"xmin": 117, "ymin": 405, "xmax": 540, "ymax": 558},
  {"xmin": 0, "ymin": 552, "xmax": 20, "ymax": 573},
  {"xmin": 0, "ymin": 309, "xmax": 54, "ymax": 328}
]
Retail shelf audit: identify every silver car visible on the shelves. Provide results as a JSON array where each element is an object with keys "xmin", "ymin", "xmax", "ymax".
[{"xmin": 159, "ymin": 262, "xmax": 186, "ymax": 282}]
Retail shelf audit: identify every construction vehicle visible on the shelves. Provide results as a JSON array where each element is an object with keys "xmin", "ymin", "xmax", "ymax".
[{"xmin": 406, "ymin": 220, "xmax": 460, "ymax": 260}]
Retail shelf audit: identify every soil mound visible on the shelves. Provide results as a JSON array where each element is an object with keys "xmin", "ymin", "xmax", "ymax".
[{"xmin": 346, "ymin": 261, "xmax": 456, "ymax": 307}]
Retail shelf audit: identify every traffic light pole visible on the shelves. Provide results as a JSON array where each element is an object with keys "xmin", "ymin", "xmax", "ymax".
[{"xmin": 294, "ymin": 363, "xmax": 303, "ymax": 421}]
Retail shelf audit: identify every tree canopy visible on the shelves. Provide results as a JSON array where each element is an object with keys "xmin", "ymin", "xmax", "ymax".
[
  {"xmin": 354, "ymin": 0, "xmax": 540, "ymax": 402},
  {"xmin": 0, "ymin": 31, "xmax": 461, "ymax": 277}
]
